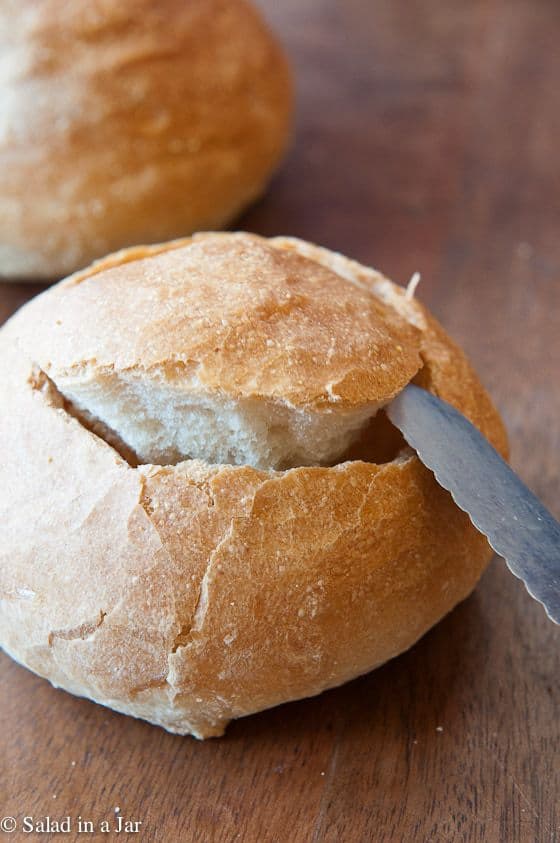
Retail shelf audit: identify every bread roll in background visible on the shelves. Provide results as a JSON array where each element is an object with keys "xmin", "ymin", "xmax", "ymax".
[
  {"xmin": 0, "ymin": 1, "xmax": 292, "ymax": 280},
  {"xmin": 0, "ymin": 233, "xmax": 508, "ymax": 737}
]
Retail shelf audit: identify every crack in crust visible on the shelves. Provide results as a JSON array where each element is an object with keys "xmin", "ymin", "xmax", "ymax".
[
  {"xmin": 170, "ymin": 516, "xmax": 239, "ymax": 655},
  {"xmin": 136, "ymin": 470, "xmax": 227, "ymax": 695},
  {"xmin": 48, "ymin": 609, "xmax": 106, "ymax": 646}
]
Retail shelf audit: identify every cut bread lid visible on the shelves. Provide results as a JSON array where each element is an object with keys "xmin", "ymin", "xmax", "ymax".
[{"xmin": 18, "ymin": 233, "xmax": 423, "ymax": 469}]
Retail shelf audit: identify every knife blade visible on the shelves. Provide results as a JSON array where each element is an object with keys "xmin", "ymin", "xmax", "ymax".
[{"xmin": 386, "ymin": 384, "xmax": 560, "ymax": 624}]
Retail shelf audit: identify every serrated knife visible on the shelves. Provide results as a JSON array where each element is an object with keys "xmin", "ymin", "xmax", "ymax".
[{"xmin": 386, "ymin": 384, "xmax": 560, "ymax": 624}]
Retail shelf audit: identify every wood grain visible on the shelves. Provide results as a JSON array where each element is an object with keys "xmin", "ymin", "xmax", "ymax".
[{"xmin": 1, "ymin": 1, "xmax": 559, "ymax": 840}]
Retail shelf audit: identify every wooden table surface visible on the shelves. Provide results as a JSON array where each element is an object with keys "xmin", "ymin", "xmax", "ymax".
[{"xmin": 1, "ymin": 1, "xmax": 559, "ymax": 841}]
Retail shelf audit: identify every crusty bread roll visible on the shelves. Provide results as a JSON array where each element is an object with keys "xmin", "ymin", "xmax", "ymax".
[
  {"xmin": 0, "ymin": 1, "xmax": 292, "ymax": 280},
  {"xmin": 0, "ymin": 233, "xmax": 507, "ymax": 738}
]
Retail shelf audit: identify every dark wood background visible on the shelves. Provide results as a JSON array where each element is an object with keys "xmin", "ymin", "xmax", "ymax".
[{"xmin": 1, "ymin": 1, "xmax": 559, "ymax": 840}]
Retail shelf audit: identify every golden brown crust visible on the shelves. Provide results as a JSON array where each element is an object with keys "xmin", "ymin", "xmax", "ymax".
[
  {"xmin": 9, "ymin": 232, "xmax": 422, "ymax": 409},
  {"xmin": 273, "ymin": 236, "xmax": 508, "ymax": 454},
  {"xmin": 0, "ymin": 0, "xmax": 292, "ymax": 280},
  {"xmin": 0, "ymin": 235, "xmax": 507, "ymax": 737}
]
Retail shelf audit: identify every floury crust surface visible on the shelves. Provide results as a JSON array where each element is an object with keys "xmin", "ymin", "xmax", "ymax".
[
  {"xmin": 0, "ymin": 234, "xmax": 507, "ymax": 737},
  {"xmin": 0, "ymin": 0, "xmax": 293, "ymax": 279}
]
